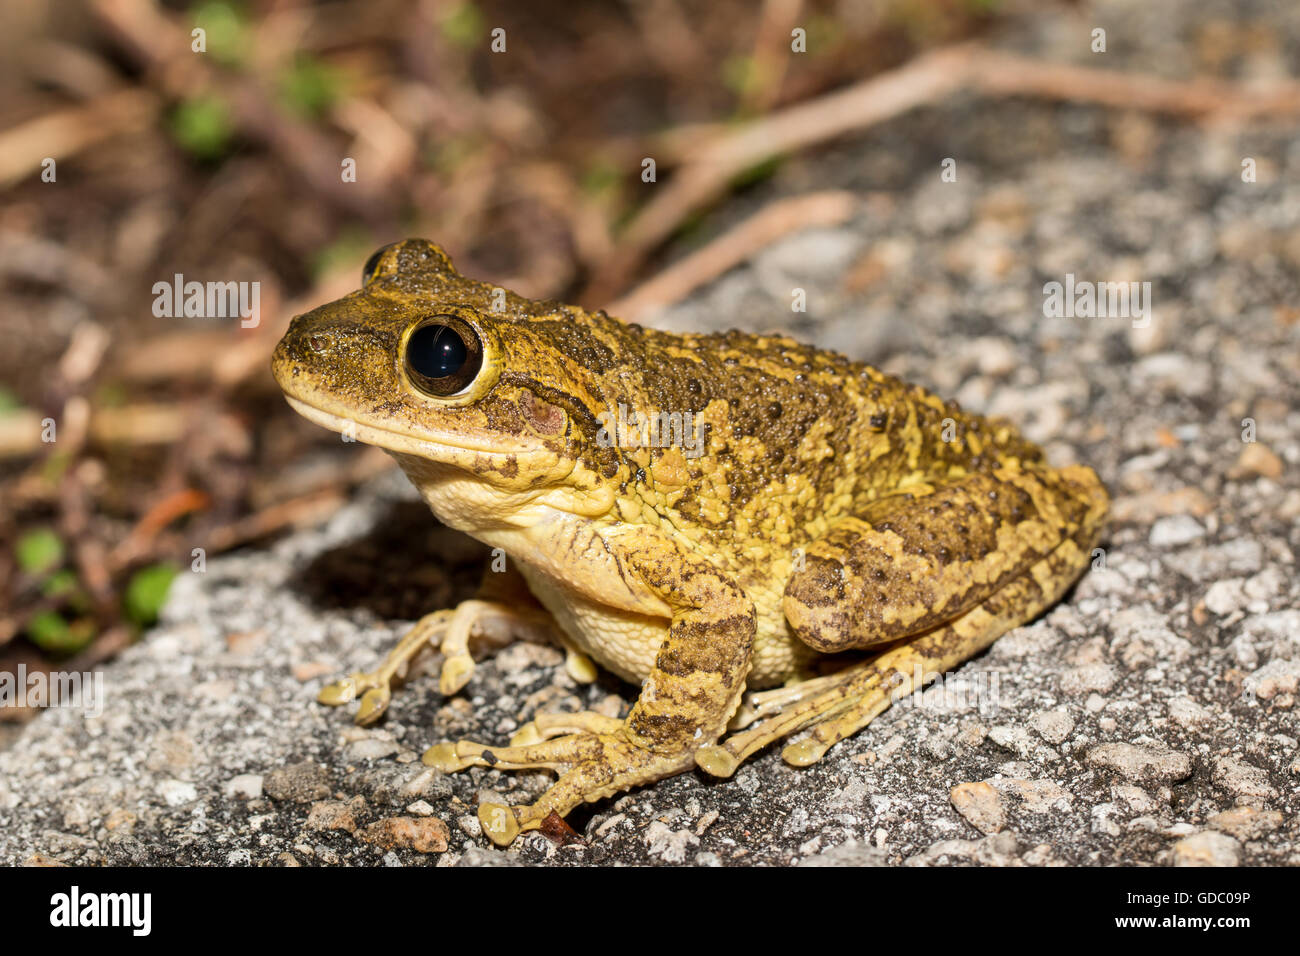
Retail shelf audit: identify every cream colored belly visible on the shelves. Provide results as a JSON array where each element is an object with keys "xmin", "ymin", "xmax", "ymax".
[{"xmin": 517, "ymin": 564, "xmax": 815, "ymax": 689}]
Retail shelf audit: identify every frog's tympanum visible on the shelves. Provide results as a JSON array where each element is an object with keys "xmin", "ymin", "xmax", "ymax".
[{"xmin": 272, "ymin": 239, "xmax": 1108, "ymax": 846}]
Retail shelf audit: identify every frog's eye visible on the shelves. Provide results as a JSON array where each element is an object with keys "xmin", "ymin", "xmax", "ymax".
[
  {"xmin": 404, "ymin": 316, "xmax": 483, "ymax": 398},
  {"xmin": 362, "ymin": 243, "xmax": 398, "ymax": 286}
]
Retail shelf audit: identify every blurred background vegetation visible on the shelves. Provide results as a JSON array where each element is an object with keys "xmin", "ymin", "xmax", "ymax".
[{"xmin": 1, "ymin": 0, "xmax": 1044, "ymax": 713}]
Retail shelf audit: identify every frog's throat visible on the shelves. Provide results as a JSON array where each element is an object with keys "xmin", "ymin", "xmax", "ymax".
[{"xmin": 282, "ymin": 395, "xmax": 543, "ymax": 463}]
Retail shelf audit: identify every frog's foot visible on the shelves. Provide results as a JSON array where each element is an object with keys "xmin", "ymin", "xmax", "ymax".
[
  {"xmin": 508, "ymin": 710, "xmax": 624, "ymax": 746},
  {"xmin": 424, "ymin": 730, "xmax": 693, "ymax": 845},
  {"xmin": 697, "ymin": 658, "xmax": 900, "ymax": 777},
  {"xmin": 435, "ymin": 600, "xmax": 558, "ymax": 696},
  {"xmin": 318, "ymin": 600, "xmax": 563, "ymax": 724},
  {"xmin": 318, "ymin": 610, "xmax": 454, "ymax": 725},
  {"xmin": 726, "ymin": 671, "xmax": 854, "ymax": 731}
]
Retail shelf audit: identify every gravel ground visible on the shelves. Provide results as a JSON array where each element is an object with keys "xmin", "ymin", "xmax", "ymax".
[{"xmin": 2, "ymin": 0, "xmax": 1297, "ymax": 866}]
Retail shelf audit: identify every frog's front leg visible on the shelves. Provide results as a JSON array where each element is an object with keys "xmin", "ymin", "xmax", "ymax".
[
  {"xmin": 425, "ymin": 536, "xmax": 757, "ymax": 846},
  {"xmin": 318, "ymin": 566, "xmax": 591, "ymax": 725}
]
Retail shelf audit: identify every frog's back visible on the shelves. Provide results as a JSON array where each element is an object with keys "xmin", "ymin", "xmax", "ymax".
[{"xmin": 603, "ymin": 320, "xmax": 1044, "ymax": 554}]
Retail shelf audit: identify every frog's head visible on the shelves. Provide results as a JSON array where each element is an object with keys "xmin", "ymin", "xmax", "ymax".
[{"xmin": 273, "ymin": 239, "xmax": 640, "ymax": 525}]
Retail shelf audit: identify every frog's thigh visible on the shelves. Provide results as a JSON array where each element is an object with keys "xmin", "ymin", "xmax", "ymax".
[{"xmin": 783, "ymin": 466, "xmax": 1103, "ymax": 653}]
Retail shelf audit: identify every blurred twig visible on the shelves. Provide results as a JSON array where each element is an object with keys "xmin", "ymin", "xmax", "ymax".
[
  {"xmin": 607, "ymin": 190, "xmax": 857, "ymax": 320},
  {"xmin": 584, "ymin": 42, "xmax": 1300, "ymax": 305}
]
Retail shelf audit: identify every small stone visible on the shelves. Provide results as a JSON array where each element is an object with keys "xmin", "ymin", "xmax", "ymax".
[
  {"xmin": 104, "ymin": 809, "xmax": 137, "ymax": 833},
  {"xmin": 264, "ymin": 762, "xmax": 332, "ymax": 803},
  {"xmin": 988, "ymin": 725, "xmax": 1037, "ymax": 758},
  {"xmin": 1112, "ymin": 785, "xmax": 1156, "ymax": 814},
  {"xmin": 1091, "ymin": 803, "xmax": 1122, "ymax": 836},
  {"xmin": 1085, "ymin": 742, "xmax": 1193, "ymax": 785},
  {"xmin": 222, "ymin": 774, "xmax": 264, "ymax": 800},
  {"xmin": 989, "ymin": 779, "xmax": 1074, "ymax": 813},
  {"xmin": 1210, "ymin": 756, "xmax": 1277, "ymax": 800},
  {"xmin": 1109, "ymin": 606, "xmax": 1191, "ymax": 669},
  {"xmin": 1061, "ymin": 663, "xmax": 1118, "ymax": 695},
  {"xmin": 1149, "ymin": 515, "xmax": 1205, "ymax": 548},
  {"xmin": 305, "ymin": 800, "xmax": 359, "ymax": 834},
  {"xmin": 950, "ymin": 781, "xmax": 1006, "ymax": 834},
  {"xmin": 1228, "ymin": 443, "xmax": 1283, "ymax": 480},
  {"xmin": 905, "ymin": 831, "xmax": 1021, "ymax": 867},
  {"xmin": 971, "ymin": 337, "xmax": 1019, "ymax": 377},
  {"xmin": 1170, "ymin": 831, "xmax": 1240, "ymax": 867},
  {"xmin": 1167, "ymin": 697, "xmax": 1211, "ymax": 730},
  {"xmin": 1244, "ymin": 660, "xmax": 1300, "ymax": 701},
  {"xmin": 343, "ymin": 736, "xmax": 402, "ymax": 762},
  {"xmin": 493, "ymin": 642, "xmax": 564, "ymax": 676},
  {"xmin": 361, "ymin": 816, "xmax": 450, "ymax": 854},
  {"xmin": 224, "ymin": 629, "xmax": 267, "ymax": 655},
  {"xmin": 798, "ymin": 839, "xmax": 890, "ymax": 867},
  {"xmin": 644, "ymin": 821, "xmax": 700, "ymax": 863},
  {"xmin": 405, "ymin": 800, "xmax": 436, "ymax": 816},
  {"xmin": 1241, "ymin": 610, "xmax": 1300, "ymax": 649},
  {"xmin": 1030, "ymin": 708, "xmax": 1075, "ymax": 745},
  {"xmin": 1207, "ymin": 806, "xmax": 1284, "ymax": 840},
  {"xmin": 1203, "ymin": 579, "xmax": 1247, "ymax": 616},
  {"xmin": 157, "ymin": 779, "xmax": 198, "ymax": 807},
  {"xmin": 292, "ymin": 661, "xmax": 335, "ymax": 682}
]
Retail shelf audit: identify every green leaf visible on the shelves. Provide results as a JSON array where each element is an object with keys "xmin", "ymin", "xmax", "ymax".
[
  {"xmin": 580, "ymin": 158, "xmax": 622, "ymax": 199},
  {"xmin": 170, "ymin": 96, "xmax": 235, "ymax": 160},
  {"xmin": 16, "ymin": 528, "xmax": 64, "ymax": 575},
  {"xmin": 191, "ymin": 0, "xmax": 249, "ymax": 66},
  {"xmin": 721, "ymin": 55, "xmax": 758, "ymax": 98},
  {"xmin": 279, "ymin": 56, "xmax": 343, "ymax": 119},
  {"xmin": 439, "ymin": 2, "xmax": 485, "ymax": 50},
  {"xmin": 124, "ymin": 563, "xmax": 178, "ymax": 626},
  {"xmin": 26, "ymin": 611, "xmax": 95, "ymax": 655},
  {"xmin": 40, "ymin": 568, "xmax": 78, "ymax": 599}
]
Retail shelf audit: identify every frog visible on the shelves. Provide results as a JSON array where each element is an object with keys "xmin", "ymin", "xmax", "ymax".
[{"xmin": 271, "ymin": 238, "xmax": 1109, "ymax": 847}]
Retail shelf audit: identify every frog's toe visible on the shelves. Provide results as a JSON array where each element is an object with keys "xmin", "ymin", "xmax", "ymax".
[
  {"xmin": 354, "ymin": 685, "xmax": 391, "ymax": 725},
  {"xmin": 474, "ymin": 738, "xmax": 697, "ymax": 845},
  {"xmin": 478, "ymin": 802, "xmax": 520, "ymax": 846},
  {"xmin": 317, "ymin": 672, "xmax": 392, "ymax": 724},
  {"xmin": 562, "ymin": 646, "xmax": 599, "ymax": 684},
  {"xmin": 317, "ymin": 673, "xmax": 373, "ymax": 706},
  {"xmin": 422, "ymin": 731, "xmax": 606, "ymax": 774},
  {"xmin": 509, "ymin": 710, "xmax": 624, "ymax": 747},
  {"xmin": 438, "ymin": 654, "xmax": 475, "ymax": 696}
]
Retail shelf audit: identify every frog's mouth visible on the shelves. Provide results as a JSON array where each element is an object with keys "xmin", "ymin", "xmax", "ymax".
[{"xmin": 283, "ymin": 395, "xmax": 542, "ymax": 463}]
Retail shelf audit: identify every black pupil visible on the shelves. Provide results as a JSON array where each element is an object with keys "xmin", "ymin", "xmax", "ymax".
[{"xmin": 407, "ymin": 324, "xmax": 467, "ymax": 379}]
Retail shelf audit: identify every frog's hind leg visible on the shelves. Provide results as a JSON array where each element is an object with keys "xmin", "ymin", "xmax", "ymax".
[
  {"xmin": 698, "ymin": 464, "xmax": 1108, "ymax": 775},
  {"xmin": 782, "ymin": 464, "xmax": 1106, "ymax": 655},
  {"xmin": 789, "ymin": 537, "xmax": 1094, "ymax": 768}
]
